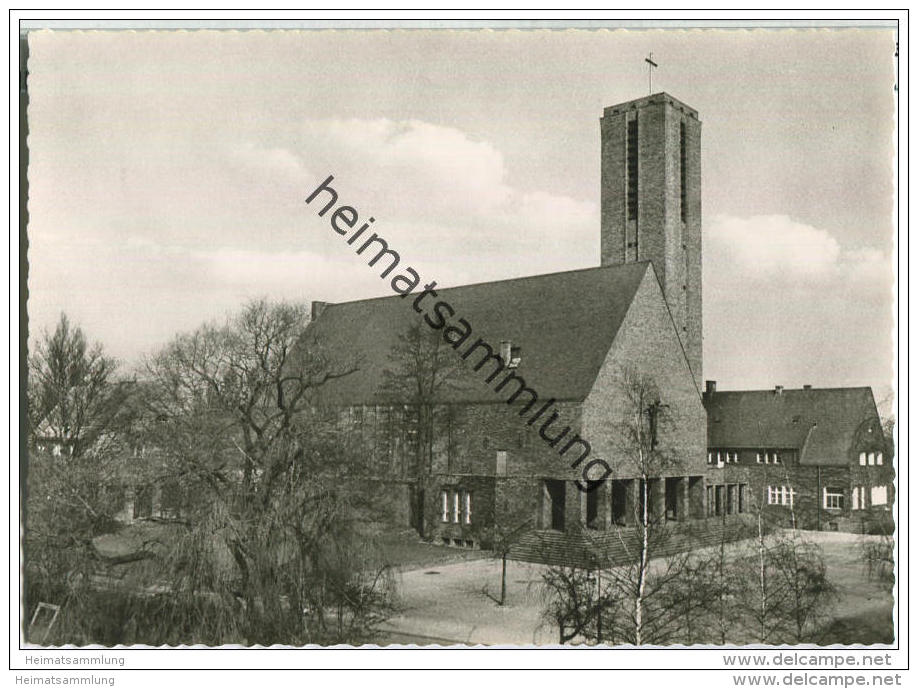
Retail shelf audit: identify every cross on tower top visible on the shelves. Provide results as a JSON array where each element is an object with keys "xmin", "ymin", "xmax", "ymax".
[{"xmin": 644, "ymin": 53, "xmax": 658, "ymax": 94}]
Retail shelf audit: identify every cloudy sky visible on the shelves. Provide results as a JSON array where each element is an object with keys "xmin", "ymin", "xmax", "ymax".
[{"xmin": 26, "ymin": 28, "xmax": 897, "ymax": 399}]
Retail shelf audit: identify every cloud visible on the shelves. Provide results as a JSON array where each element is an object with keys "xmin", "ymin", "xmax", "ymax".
[
  {"xmin": 703, "ymin": 214, "xmax": 894, "ymax": 390},
  {"xmin": 706, "ymin": 214, "xmax": 841, "ymax": 282},
  {"xmin": 226, "ymin": 118, "xmax": 599, "ymax": 280},
  {"xmin": 298, "ymin": 118, "xmax": 512, "ymax": 215}
]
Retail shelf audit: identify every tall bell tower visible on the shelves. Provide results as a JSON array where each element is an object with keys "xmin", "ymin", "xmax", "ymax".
[{"xmin": 600, "ymin": 92, "xmax": 702, "ymax": 390}]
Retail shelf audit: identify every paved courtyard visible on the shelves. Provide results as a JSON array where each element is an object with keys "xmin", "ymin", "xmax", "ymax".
[
  {"xmin": 375, "ymin": 531, "xmax": 894, "ymax": 646},
  {"xmin": 378, "ymin": 557, "xmax": 557, "ymax": 645}
]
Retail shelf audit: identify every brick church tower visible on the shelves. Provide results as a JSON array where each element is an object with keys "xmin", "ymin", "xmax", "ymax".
[{"xmin": 600, "ymin": 92, "xmax": 702, "ymax": 390}]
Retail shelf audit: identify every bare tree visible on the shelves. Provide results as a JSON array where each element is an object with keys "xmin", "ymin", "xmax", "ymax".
[
  {"xmin": 484, "ymin": 515, "xmax": 532, "ymax": 607},
  {"xmin": 860, "ymin": 532, "xmax": 895, "ymax": 584},
  {"xmin": 730, "ymin": 465, "xmax": 837, "ymax": 644},
  {"xmin": 379, "ymin": 322, "xmax": 464, "ymax": 478},
  {"xmin": 27, "ymin": 313, "xmax": 131, "ymax": 458},
  {"xmin": 24, "ymin": 314, "xmax": 135, "ymax": 640},
  {"xmin": 537, "ymin": 368, "xmax": 701, "ymax": 646},
  {"xmin": 603, "ymin": 368, "xmax": 683, "ymax": 645},
  {"xmin": 767, "ymin": 531, "xmax": 837, "ymax": 643},
  {"xmin": 133, "ymin": 298, "xmax": 396, "ymax": 645},
  {"xmin": 539, "ymin": 559, "xmax": 605, "ymax": 644}
]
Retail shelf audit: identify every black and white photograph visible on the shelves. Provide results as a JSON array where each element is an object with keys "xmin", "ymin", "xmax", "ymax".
[{"xmin": 13, "ymin": 14, "xmax": 906, "ymax": 681}]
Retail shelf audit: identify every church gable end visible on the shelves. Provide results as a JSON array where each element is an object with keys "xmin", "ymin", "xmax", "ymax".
[{"xmin": 580, "ymin": 264, "xmax": 706, "ymax": 479}]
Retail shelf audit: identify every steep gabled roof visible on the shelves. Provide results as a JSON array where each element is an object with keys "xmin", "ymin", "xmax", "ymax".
[
  {"xmin": 704, "ymin": 387, "xmax": 882, "ymax": 466},
  {"xmin": 304, "ymin": 262, "xmax": 652, "ymax": 406}
]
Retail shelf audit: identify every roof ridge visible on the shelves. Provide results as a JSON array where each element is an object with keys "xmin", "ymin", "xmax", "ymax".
[
  {"xmin": 709, "ymin": 386, "xmax": 872, "ymax": 394},
  {"xmin": 318, "ymin": 261, "xmax": 652, "ymax": 311}
]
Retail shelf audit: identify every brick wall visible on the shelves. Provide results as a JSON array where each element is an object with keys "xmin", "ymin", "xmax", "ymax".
[
  {"xmin": 580, "ymin": 267, "xmax": 707, "ymax": 480},
  {"xmin": 715, "ymin": 461, "xmax": 894, "ymax": 533},
  {"xmin": 600, "ymin": 94, "xmax": 703, "ymax": 389}
]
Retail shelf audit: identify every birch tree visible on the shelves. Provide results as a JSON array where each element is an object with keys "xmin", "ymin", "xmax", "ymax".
[{"xmin": 606, "ymin": 368, "xmax": 682, "ymax": 645}]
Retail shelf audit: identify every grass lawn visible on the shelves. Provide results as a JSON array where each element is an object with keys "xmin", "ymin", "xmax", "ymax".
[{"xmin": 374, "ymin": 530, "xmax": 895, "ymax": 646}]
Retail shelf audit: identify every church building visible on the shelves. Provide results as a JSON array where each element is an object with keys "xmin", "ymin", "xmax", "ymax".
[{"xmin": 302, "ymin": 92, "xmax": 890, "ymax": 549}]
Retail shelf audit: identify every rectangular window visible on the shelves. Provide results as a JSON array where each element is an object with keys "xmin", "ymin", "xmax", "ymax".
[
  {"xmin": 852, "ymin": 486, "xmax": 866, "ymax": 510},
  {"xmin": 877, "ymin": 452, "xmax": 884, "ymax": 466},
  {"xmin": 871, "ymin": 485, "xmax": 888, "ymax": 506},
  {"xmin": 859, "ymin": 452, "xmax": 867, "ymax": 466},
  {"xmin": 824, "ymin": 488, "xmax": 844, "ymax": 510},
  {"xmin": 680, "ymin": 120, "xmax": 687, "ymax": 223},
  {"xmin": 757, "ymin": 453, "xmax": 763, "ymax": 464},
  {"xmin": 452, "ymin": 491, "xmax": 460, "ymax": 523},
  {"xmin": 495, "ymin": 450, "xmax": 507, "ymax": 476},
  {"xmin": 627, "ymin": 118, "xmax": 639, "ymax": 221},
  {"xmin": 463, "ymin": 491, "xmax": 472, "ymax": 524},
  {"xmin": 768, "ymin": 485, "xmax": 795, "ymax": 506},
  {"xmin": 868, "ymin": 452, "xmax": 876, "ymax": 466},
  {"xmin": 773, "ymin": 452, "xmax": 781, "ymax": 464},
  {"xmin": 440, "ymin": 491, "xmax": 449, "ymax": 523},
  {"xmin": 707, "ymin": 451, "xmax": 713, "ymax": 465},
  {"xmin": 706, "ymin": 485, "xmax": 714, "ymax": 516},
  {"xmin": 738, "ymin": 484, "xmax": 747, "ymax": 513}
]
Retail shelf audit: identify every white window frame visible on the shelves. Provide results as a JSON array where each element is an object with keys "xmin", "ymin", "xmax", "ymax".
[
  {"xmin": 877, "ymin": 452, "xmax": 884, "ymax": 466},
  {"xmin": 440, "ymin": 491, "xmax": 449, "ymax": 523},
  {"xmin": 767, "ymin": 486, "xmax": 779, "ymax": 505},
  {"xmin": 823, "ymin": 488, "xmax": 844, "ymax": 510},
  {"xmin": 871, "ymin": 485, "xmax": 888, "ymax": 506},
  {"xmin": 859, "ymin": 452, "xmax": 867, "ymax": 466},
  {"xmin": 768, "ymin": 485, "xmax": 795, "ymax": 506},
  {"xmin": 452, "ymin": 491, "xmax": 460, "ymax": 523},
  {"xmin": 757, "ymin": 452, "xmax": 763, "ymax": 464},
  {"xmin": 868, "ymin": 452, "xmax": 876, "ymax": 466},
  {"xmin": 852, "ymin": 485, "xmax": 866, "ymax": 510},
  {"xmin": 464, "ymin": 491, "xmax": 472, "ymax": 524}
]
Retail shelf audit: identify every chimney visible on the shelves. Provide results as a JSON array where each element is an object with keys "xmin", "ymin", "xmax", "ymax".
[
  {"xmin": 509, "ymin": 345, "xmax": 521, "ymax": 369},
  {"xmin": 775, "ymin": 385, "xmax": 784, "ymax": 395},
  {"xmin": 500, "ymin": 340, "xmax": 522, "ymax": 369},
  {"xmin": 803, "ymin": 384, "xmax": 812, "ymax": 391},
  {"xmin": 705, "ymin": 380, "xmax": 717, "ymax": 396},
  {"xmin": 311, "ymin": 300, "xmax": 330, "ymax": 321}
]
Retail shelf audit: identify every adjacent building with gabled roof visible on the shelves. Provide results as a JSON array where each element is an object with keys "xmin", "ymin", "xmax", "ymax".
[{"xmin": 704, "ymin": 383, "xmax": 892, "ymax": 532}]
